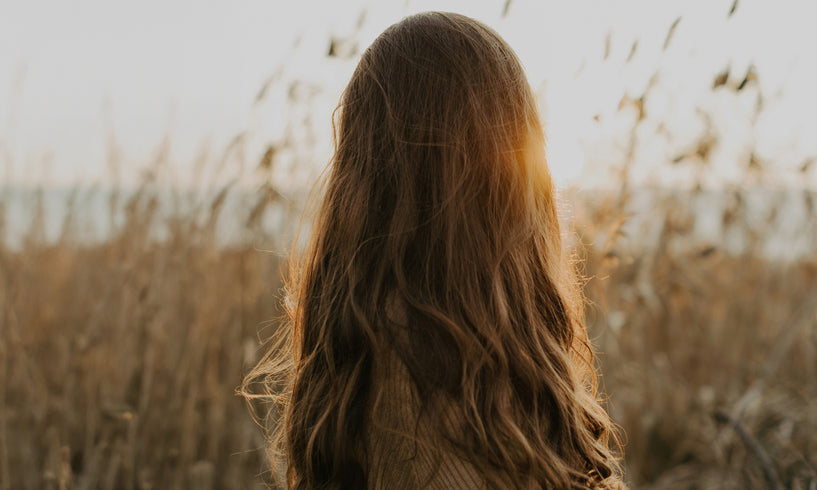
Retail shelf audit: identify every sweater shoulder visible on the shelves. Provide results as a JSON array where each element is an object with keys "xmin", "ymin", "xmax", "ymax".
[{"xmin": 366, "ymin": 349, "xmax": 486, "ymax": 490}]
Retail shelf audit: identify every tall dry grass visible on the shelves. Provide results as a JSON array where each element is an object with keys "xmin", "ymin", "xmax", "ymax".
[
  {"xmin": 0, "ymin": 182, "xmax": 286, "ymax": 490},
  {"xmin": 573, "ymin": 187, "xmax": 817, "ymax": 489},
  {"xmin": 2, "ymin": 162, "xmax": 815, "ymax": 490}
]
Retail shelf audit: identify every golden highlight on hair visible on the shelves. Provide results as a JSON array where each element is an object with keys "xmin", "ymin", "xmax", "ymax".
[{"xmin": 243, "ymin": 11, "xmax": 624, "ymax": 489}]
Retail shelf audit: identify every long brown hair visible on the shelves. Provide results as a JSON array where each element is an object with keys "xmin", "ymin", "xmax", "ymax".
[{"xmin": 243, "ymin": 11, "xmax": 624, "ymax": 489}]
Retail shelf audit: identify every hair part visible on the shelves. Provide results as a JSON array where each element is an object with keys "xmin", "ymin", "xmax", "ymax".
[{"xmin": 243, "ymin": 11, "xmax": 624, "ymax": 489}]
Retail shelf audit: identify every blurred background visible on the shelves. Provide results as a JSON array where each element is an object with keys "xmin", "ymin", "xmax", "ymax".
[{"xmin": 1, "ymin": 0, "xmax": 815, "ymax": 488}]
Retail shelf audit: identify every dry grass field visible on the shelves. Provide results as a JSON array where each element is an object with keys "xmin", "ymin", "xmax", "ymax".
[
  {"xmin": 2, "ymin": 170, "xmax": 815, "ymax": 490},
  {"xmin": 572, "ymin": 187, "xmax": 817, "ymax": 489},
  {"xmin": 0, "ymin": 185, "xmax": 282, "ymax": 490}
]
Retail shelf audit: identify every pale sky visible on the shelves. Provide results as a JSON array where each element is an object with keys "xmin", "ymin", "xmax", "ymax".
[{"xmin": 1, "ymin": 0, "xmax": 815, "ymax": 189}]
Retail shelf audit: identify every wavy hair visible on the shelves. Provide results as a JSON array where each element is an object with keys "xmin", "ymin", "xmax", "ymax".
[{"xmin": 243, "ymin": 11, "xmax": 624, "ymax": 489}]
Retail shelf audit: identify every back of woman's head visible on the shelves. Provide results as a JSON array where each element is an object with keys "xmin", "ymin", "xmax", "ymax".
[{"xmin": 245, "ymin": 11, "xmax": 624, "ymax": 489}]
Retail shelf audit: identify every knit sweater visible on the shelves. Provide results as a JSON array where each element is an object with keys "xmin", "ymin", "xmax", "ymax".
[{"xmin": 365, "ymin": 351, "xmax": 487, "ymax": 490}]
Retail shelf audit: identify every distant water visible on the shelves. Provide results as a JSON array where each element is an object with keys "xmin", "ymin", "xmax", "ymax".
[
  {"xmin": 0, "ymin": 185, "xmax": 298, "ymax": 252},
  {"xmin": 565, "ymin": 186, "xmax": 817, "ymax": 261},
  {"xmin": 2, "ymin": 185, "xmax": 815, "ymax": 260}
]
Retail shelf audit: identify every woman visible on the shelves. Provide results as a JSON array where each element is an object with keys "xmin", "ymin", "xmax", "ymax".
[{"xmin": 244, "ymin": 11, "xmax": 624, "ymax": 489}]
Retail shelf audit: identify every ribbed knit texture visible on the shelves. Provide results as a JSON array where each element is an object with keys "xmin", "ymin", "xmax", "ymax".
[{"xmin": 366, "ymin": 351, "xmax": 487, "ymax": 490}]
